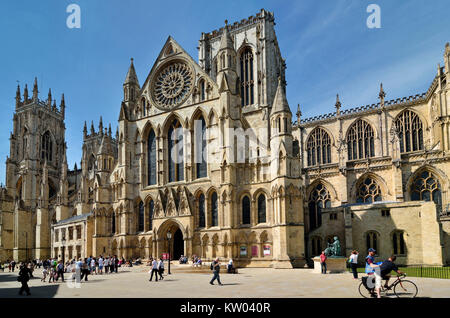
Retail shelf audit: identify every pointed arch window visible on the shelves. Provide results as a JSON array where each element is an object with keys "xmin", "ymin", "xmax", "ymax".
[
  {"xmin": 112, "ymin": 213, "xmax": 116, "ymax": 234},
  {"xmin": 356, "ymin": 177, "xmax": 382, "ymax": 203},
  {"xmin": 258, "ymin": 194, "xmax": 266, "ymax": 223},
  {"xmin": 242, "ymin": 195, "xmax": 251, "ymax": 225},
  {"xmin": 366, "ymin": 231, "xmax": 379, "ymax": 254},
  {"xmin": 195, "ymin": 116, "xmax": 207, "ymax": 179},
  {"xmin": 211, "ymin": 192, "xmax": 218, "ymax": 227},
  {"xmin": 41, "ymin": 131, "xmax": 53, "ymax": 162},
  {"xmin": 200, "ymin": 80, "xmax": 206, "ymax": 101},
  {"xmin": 149, "ymin": 200, "xmax": 154, "ymax": 230},
  {"xmin": 394, "ymin": 110, "xmax": 424, "ymax": 153},
  {"xmin": 347, "ymin": 120, "xmax": 375, "ymax": 160},
  {"xmin": 141, "ymin": 98, "xmax": 146, "ymax": 117},
  {"xmin": 311, "ymin": 236, "xmax": 322, "ymax": 256},
  {"xmin": 410, "ymin": 170, "xmax": 442, "ymax": 211},
  {"xmin": 307, "ymin": 127, "xmax": 331, "ymax": 166},
  {"xmin": 392, "ymin": 231, "xmax": 406, "ymax": 255},
  {"xmin": 308, "ymin": 184, "xmax": 331, "ymax": 230},
  {"xmin": 198, "ymin": 193, "xmax": 205, "ymax": 228},
  {"xmin": 240, "ymin": 47, "xmax": 254, "ymax": 106},
  {"xmin": 147, "ymin": 129, "xmax": 157, "ymax": 185},
  {"xmin": 168, "ymin": 120, "xmax": 184, "ymax": 182},
  {"xmin": 138, "ymin": 201, "xmax": 144, "ymax": 232},
  {"xmin": 88, "ymin": 154, "xmax": 96, "ymax": 172}
]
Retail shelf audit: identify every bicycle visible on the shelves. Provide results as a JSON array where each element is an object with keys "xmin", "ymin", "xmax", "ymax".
[{"xmin": 358, "ymin": 273, "xmax": 418, "ymax": 298}]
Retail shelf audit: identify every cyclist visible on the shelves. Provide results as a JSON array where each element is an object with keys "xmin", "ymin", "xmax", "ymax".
[
  {"xmin": 365, "ymin": 248, "xmax": 382, "ymax": 298},
  {"xmin": 380, "ymin": 255, "xmax": 404, "ymax": 290}
]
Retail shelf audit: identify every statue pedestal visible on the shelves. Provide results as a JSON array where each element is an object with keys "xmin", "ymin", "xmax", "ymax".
[{"xmin": 312, "ymin": 257, "xmax": 347, "ymax": 274}]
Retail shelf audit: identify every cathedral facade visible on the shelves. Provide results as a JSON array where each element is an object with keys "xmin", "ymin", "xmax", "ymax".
[{"xmin": 1, "ymin": 9, "xmax": 450, "ymax": 268}]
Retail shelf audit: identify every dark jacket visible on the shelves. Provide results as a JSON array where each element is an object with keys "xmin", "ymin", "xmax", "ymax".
[{"xmin": 18, "ymin": 267, "xmax": 30, "ymax": 282}]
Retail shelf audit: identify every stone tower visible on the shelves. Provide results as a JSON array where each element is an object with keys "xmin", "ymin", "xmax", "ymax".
[{"xmin": 1, "ymin": 78, "xmax": 67, "ymax": 261}]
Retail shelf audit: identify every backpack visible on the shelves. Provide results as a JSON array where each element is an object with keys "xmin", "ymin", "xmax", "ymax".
[{"xmin": 210, "ymin": 262, "xmax": 214, "ymax": 270}]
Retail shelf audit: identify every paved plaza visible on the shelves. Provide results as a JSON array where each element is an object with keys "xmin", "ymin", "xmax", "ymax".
[{"xmin": 1, "ymin": 264, "xmax": 449, "ymax": 298}]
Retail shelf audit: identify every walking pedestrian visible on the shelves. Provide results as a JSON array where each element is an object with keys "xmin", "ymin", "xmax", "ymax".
[
  {"xmin": 90, "ymin": 257, "xmax": 96, "ymax": 275},
  {"xmin": 158, "ymin": 258, "xmax": 165, "ymax": 280},
  {"xmin": 320, "ymin": 251, "xmax": 327, "ymax": 274},
  {"xmin": 56, "ymin": 260, "xmax": 65, "ymax": 282},
  {"xmin": 149, "ymin": 258, "xmax": 159, "ymax": 281},
  {"xmin": 104, "ymin": 257, "xmax": 109, "ymax": 274},
  {"xmin": 80, "ymin": 258, "xmax": 89, "ymax": 281},
  {"xmin": 209, "ymin": 257, "xmax": 223, "ymax": 286},
  {"xmin": 349, "ymin": 250, "xmax": 359, "ymax": 279},
  {"xmin": 98, "ymin": 256, "xmax": 104, "ymax": 275},
  {"xmin": 114, "ymin": 256, "xmax": 119, "ymax": 273},
  {"xmin": 18, "ymin": 263, "xmax": 31, "ymax": 296},
  {"xmin": 41, "ymin": 266, "xmax": 48, "ymax": 282}
]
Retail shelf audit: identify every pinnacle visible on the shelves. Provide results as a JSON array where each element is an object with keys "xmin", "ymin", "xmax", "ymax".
[{"xmin": 124, "ymin": 58, "xmax": 139, "ymax": 86}]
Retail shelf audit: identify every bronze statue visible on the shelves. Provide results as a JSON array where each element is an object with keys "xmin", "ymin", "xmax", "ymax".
[{"xmin": 324, "ymin": 236, "xmax": 341, "ymax": 257}]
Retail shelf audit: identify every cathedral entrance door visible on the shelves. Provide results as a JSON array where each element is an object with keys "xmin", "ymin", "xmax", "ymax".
[{"xmin": 172, "ymin": 228, "xmax": 184, "ymax": 260}]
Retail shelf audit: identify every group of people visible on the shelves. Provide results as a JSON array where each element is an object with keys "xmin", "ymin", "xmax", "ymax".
[
  {"xmin": 13, "ymin": 254, "xmax": 128, "ymax": 295},
  {"xmin": 191, "ymin": 255, "xmax": 203, "ymax": 267},
  {"xmin": 148, "ymin": 257, "xmax": 165, "ymax": 281},
  {"xmin": 179, "ymin": 255, "xmax": 188, "ymax": 264},
  {"xmin": 365, "ymin": 248, "xmax": 404, "ymax": 298}
]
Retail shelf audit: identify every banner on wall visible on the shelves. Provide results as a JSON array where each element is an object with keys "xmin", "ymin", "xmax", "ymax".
[
  {"xmin": 252, "ymin": 245, "xmax": 258, "ymax": 257},
  {"xmin": 240, "ymin": 246, "xmax": 247, "ymax": 256},
  {"xmin": 263, "ymin": 245, "xmax": 271, "ymax": 256}
]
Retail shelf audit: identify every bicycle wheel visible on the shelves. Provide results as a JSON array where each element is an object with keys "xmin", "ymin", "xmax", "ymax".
[
  {"xmin": 358, "ymin": 282, "xmax": 375, "ymax": 298},
  {"xmin": 393, "ymin": 280, "xmax": 418, "ymax": 298}
]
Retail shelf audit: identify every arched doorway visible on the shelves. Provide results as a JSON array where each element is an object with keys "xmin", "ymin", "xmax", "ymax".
[
  {"xmin": 173, "ymin": 229, "xmax": 184, "ymax": 260},
  {"xmin": 157, "ymin": 220, "xmax": 186, "ymax": 260}
]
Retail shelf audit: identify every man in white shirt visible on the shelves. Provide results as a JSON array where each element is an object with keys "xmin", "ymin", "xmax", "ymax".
[
  {"xmin": 149, "ymin": 259, "xmax": 159, "ymax": 281},
  {"xmin": 98, "ymin": 257, "xmax": 104, "ymax": 274}
]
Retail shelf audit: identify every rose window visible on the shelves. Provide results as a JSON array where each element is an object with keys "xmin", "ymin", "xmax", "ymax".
[{"xmin": 152, "ymin": 62, "xmax": 193, "ymax": 109}]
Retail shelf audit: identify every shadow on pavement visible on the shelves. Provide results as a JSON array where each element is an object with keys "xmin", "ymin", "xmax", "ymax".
[
  {"xmin": 0, "ymin": 273, "xmax": 20, "ymax": 283},
  {"xmin": 0, "ymin": 284, "xmax": 59, "ymax": 298}
]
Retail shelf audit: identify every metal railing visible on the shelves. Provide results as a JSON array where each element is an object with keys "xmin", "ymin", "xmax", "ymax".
[{"xmin": 348, "ymin": 264, "xmax": 450, "ymax": 279}]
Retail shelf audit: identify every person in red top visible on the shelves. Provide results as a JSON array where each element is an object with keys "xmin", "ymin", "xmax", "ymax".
[{"xmin": 320, "ymin": 251, "xmax": 327, "ymax": 274}]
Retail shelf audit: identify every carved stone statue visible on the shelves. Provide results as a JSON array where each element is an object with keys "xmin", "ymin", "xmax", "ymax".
[{"xmin": 324, "ymin": 236, "xmax": 342, "ymax": 257}]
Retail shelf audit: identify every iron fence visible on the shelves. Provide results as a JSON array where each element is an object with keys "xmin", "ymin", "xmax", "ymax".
[{"xmin": 347, "ymin": 264, "xmax": 450, "ymax": 279}]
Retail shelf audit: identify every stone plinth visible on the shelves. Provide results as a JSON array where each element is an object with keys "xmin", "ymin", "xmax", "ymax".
[{"xmin": 312, "ymin": 256, "xmax": 347, "ymax": 273}]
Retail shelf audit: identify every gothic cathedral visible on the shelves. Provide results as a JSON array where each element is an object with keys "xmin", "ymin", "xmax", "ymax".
[{"xmin": 1, "ymin": 9, "xmax": 450, "ymax": 268}]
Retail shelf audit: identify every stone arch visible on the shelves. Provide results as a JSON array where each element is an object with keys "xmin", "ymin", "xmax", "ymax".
[
  {"xmin": 350, "ymin": 172, "xmax": 389, "ymax": 203},
  {"xmin": 404, "ymin": 165, "xmax": 447, "ymax": 208},
  {"xmin": 161, "ymin": 112, "xmax": 186, "ymax": 135},
  {"xmin": 345, "ymin": 117, "xmax": 379, "ymax": 140},
  {"xmin": 236, "ymin": 41, "xmax": 257, "ymax": 57},
  {"xmin": 252, "ymin": 188, "xmax": 270, "ymax": 202},
  {"xmin": 364, "ymin": 230, "xmax": 381, "ymax": 254},
  {"xmin": 392, "ymin": 108, "xmax": 429, "ymax": 133},
  {"xmin": 156, "ymin": 218, "xmax": 187, "ymax": 240},
  {"xmin": 141, "ymin": 120, "xmax": 158, "ymax": 140},
  {"xmin": 208, "ymin": 109, "xmax": 218, "ymax": 127},
  {"xmin": 211, "ymin": 233, "xmax": 220, "ymax": 258},
  {"xmin": 405, "ymin": 164, "xmax": 449, "ymax": 199},
  {"xmin": 306, "ymin": 178, "xmax": 338, "ymax": 202},
  {"xmin": 190, "ymin": 107, "xmax": 209, "ymax": 129},
  {"xmin": 306, "ymin": 125, "xmax": 336, "ymax": 148}
]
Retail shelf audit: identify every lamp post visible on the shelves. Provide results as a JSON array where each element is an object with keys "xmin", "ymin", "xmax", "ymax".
[
  {"xmin": 61, "ymin": 238, "xmax": 66, "ymax": 264},
  {"xmin": 167, "ymin": 232, "xmax": 172, "ymax": 275},
  {"xmin": 25, "ymin": 232, "xmax": 28, "ymax": 262}
]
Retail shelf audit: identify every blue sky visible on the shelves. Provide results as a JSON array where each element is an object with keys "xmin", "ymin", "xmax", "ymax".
[{"xmin": 0, "ymin": 0, "xmax": 449, "ymax": 182}]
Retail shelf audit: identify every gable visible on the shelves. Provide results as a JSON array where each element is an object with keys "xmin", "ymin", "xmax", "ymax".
[{"xmin": 139, "ymin": 36, "xmax": 219, "ymax": 113}]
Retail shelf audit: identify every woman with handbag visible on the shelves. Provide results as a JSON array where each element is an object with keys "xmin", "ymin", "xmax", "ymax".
[
  {"xmin": 158, "ymin": 258, "xmax": 165, "ymax": 280},
  {"xmin": 349, "ymin": 250, "xmax": 359, "ymax": 279}
]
